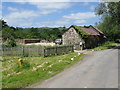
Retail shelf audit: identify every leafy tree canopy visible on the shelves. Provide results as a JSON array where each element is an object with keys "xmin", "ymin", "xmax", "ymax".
[
  {"xmin": 1, "ymin": 19, "xmax": 67, "ymax": 42},
  {"xmin": 95, "ymin": 2, "xmax": 120, "ymax": 41}
]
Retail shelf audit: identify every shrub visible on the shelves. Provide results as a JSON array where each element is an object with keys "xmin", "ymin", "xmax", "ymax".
[
  {"xmin": 3, "ymin": 39, "xmax": 16, "ymax": 47},
  {"xmin": 89, "ymin": 41, "xmax": 117, "ymax": 51},
  {"xmin": 115, "ymin": 39, "xmax": 120, "ymax": 43},
  {"xmin": 14, "ymin": 59, "xmax": 30, "ymax": 72},
  {"xmin": 22, "ymin": 60, "xmax": 30, "ymax": 69}
]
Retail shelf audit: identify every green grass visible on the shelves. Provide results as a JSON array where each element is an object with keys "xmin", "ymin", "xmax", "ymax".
[
  {"xmin": 2, "ymin": 52, "xmax": 83, "ymax": 88},
  {"xmin": 88, "ymin": 41, "xmax": 118, "ymax": 51}
]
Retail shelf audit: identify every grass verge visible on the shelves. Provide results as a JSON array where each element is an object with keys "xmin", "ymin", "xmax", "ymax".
[
  {"xmin": 87, "ymin": 41, "xmax": 118, "ymax": 51},
  {"xmin": 2, "ymin": 52, "xmax": 83, "ymax": 88}
]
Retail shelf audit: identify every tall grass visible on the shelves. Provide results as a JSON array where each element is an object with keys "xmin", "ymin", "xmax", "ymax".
[
  {"xmin": 2, "ymin": 52, "xmax": 83, "ymax": 88},
  {"xmin": 88, "ymin": 41, "xmax": 117, "ymax": 51}
]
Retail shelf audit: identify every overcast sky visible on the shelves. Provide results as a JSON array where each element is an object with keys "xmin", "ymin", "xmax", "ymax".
[{"xmin": 2, "ymin": 2, "xmax": 101, "ymax": 28}]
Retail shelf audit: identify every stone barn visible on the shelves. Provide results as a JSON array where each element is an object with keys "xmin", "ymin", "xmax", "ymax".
[{"xmin": 62, "ymin": 25, "xmax": 106, "ymax": 49}]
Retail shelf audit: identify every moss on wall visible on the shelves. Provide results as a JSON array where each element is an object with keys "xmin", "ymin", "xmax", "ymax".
[{"xmin": 71, "ymin": 25, "xmax": 89, "ymax": 39}]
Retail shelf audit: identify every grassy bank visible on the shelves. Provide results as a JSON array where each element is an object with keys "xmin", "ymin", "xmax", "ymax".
[
  {"xmin": 88, "ymin": 41, "xmax": 118, "ymax": 51},
  {"xmin": 2, "ymin": 52, "xmax": 83, "ymax": 88}
]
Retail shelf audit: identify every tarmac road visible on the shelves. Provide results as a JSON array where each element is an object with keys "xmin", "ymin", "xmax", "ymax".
[{"xmin": 33, "ymin": 46, "xmax": 119, "ymax": 88}]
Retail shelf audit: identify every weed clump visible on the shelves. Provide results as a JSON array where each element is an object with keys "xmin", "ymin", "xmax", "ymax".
[{"xmin": 14, "ymin": 58, "xmax": 30, "ymax": 72}]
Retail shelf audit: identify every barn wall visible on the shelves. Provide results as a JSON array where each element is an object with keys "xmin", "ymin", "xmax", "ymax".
[
  {"xmin": 62, "ymin": 26, "xmax": 105, "ymax": 49},
  {"xmin": 85, "ymin": 35, "xmax": 100, "ymax": 48},
  {"xmin": 62, "ymin": 27, "xmax": 83, "ymax": 45}
]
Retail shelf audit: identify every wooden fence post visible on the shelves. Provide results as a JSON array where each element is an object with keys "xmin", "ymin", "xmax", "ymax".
[
  {"xmin": 72, "ymin": 45, "xmax": 74, "ymax": 52},
  {"xmin": 55, "ymin": 46, "xmax": 58, "ymax": 55},
  {"xmin": 42, "ymin": 46, "xmax": 45, "ymax": 57},
  {"xmin": 22, "ymin": 46, "xmax": 24, "ymax": 57}
]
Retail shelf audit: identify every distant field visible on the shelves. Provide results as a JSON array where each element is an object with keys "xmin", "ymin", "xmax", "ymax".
[
  {"xmin": 2, "ymin": 52, "xmax": 83, "ymax": 88},
  {"xmin": 25, "ymin": 42, "xmax": 55, "ymax": 46}
]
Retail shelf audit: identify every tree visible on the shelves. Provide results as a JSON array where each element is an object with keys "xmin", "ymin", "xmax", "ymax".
[
  {"xmin": 26, "ymin": 27, "xmax": 39, "ymax": 38},
  {"xmin": 95, "ymin": 2, "xmax": 120, "ymax": 41},
  {"xmin": 2, "ymin": 26, "xmax": 15, "ymax": 41},
  {"xmin": 1, "ymin": 20, "xmax": 17, "ymax": 47},
  {"xmin": 1, "ymin": 19, "xmax": 67, "ymax": 42},
  {"xmin": 0, "ymin": 19, "xmax": 8, "ymax": 28}
]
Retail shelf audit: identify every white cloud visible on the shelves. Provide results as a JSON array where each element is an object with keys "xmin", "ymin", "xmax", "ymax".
[
  {"xmin": 0, "ymin": 2, "xmax": 2, "ymax": 19},
  {"xmin": 83, "ymin": 2, "xmax": 89, "ymax": 6},
  {"xmin": 0, "ymin": 4, "xmax": 2, "ymax": 9},
  {"xmin": 27, "ymin": 2, "xmax": 72, "ymax": 15},
  {"xmin": 37, "ymin": 18, "xmax": 88, "ymax": 27},
  {"xmin": 40, "ymin": 9, "xmax": 58, "ymax": 15},
  {"xmin": 2, "ymin": 0, "xmax": 77, "ymax": 2},
  {"xmin": 3, "ymin": 2, "xmax": 73, "ymax": 27},
  {"xmin": 0, "ymin": 4, "xmax": 2, "ymax": 19},
  {"xmin": 8, "ymin": 2, "xmax": 72, "ymax": 15},
  {"xmin": 7, "ymin": 7, "xmax": 18, "ymax": 11},
  {"xmin": 5, "ymin": 10, "xmax": 38, "ymax": 19},
  {"xmin": 3, "ymin": 8, "xmax": 72, "ymax": 27},
  {"xmin": 2, "ymin": 0, "xmax": 102, "ymax": 2},
  {"xmin": 90, "ymin": 6, "xmax": 95, "ymax": 10},
  {"xmin": 3, "ymin": 11, "xmax": 97, "ymax": 27},
  {"xmin": 74, "ymin": 20, "xmax": 86, "ymax": 24},
  {"xmin": 3, "ymin": 10, "xmax": 39, "ymax": 27},
  {"xmin": 0, "ymin": 12, "xmax": 1, "ymax": 19},
  {"xmin": 2, "ymin": 1, "xmax": 98, "ymax": 27},
  {"xmin": 30, "ymin": 2, "xmax": 71, "ymax": 9},
  {"xmin": 62, "ymin": 12, "xmax": 97, "ymax": 26},
  {"xmin": 38, "ymin": 19, "xmax": 71, "ymax": 27},
  {"xmin": 63, "ymin": 12, "xmax": 96, "ymax": 20}
]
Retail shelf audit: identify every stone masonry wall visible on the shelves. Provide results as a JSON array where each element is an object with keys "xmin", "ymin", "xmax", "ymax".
[{"xmin": 62, "ymin": 27, "xmax": 82, "ymax": 45}]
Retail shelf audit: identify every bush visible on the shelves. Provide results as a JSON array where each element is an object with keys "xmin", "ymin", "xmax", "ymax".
[
  {"xmin": 3, "ymin": 40, "xmax": 16, "ymax": 47},
  {"xmin": 89, "ymin": 41, "xmax": 117, "ymax": 51},
  {"xmin": 115, "ymin": 39, "xmax": 120, "ymax": 43},
  {"xmin": 22, "ymin": 60, "xmax": 30, "ymax": 69}
]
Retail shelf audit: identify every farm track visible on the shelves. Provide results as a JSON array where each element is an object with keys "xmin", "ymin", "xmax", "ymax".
[{"xmin": 32, "ymin": 46, "xmax": 119, "ymax": 88}]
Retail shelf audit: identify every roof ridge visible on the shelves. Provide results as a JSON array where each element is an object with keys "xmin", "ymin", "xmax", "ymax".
[{"xmin": 90, "ymin": 25, "xmax": 104, "ymax": 34}]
